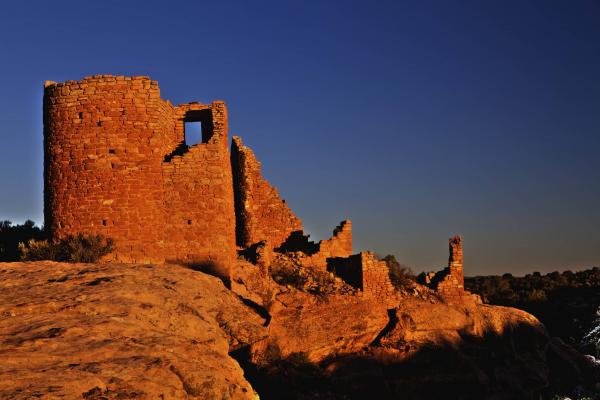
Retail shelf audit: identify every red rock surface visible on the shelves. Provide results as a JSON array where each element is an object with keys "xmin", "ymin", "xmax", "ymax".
[
  {"xmin": 1, "ymin": 258, "xmax": 579, "ymax": 399},
  {"xmin": 0, "ymin": 262, "xmax": 265, "ymax": 399}
]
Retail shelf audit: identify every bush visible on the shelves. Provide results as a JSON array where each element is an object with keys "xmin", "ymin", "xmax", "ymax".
[
  {"xmin": 465, "ymin": 267, "xmax": 600, "ymax": 349},
  {"xmin": 60, "ymin": 233, "xmax": 115, "ymax": 263},
  {"xmin": 270, "ymin": 261, "xmax": 340, "ymax": 301},
  {"xmin": 0, "ymin": 220, "xmax": 45, "ymax": 261},
  {"xmin": 19, "ymin": 233, "xmax": 114, "ymax": 263},
  {"xmin": 381, "ymin": 254, "xmax": 414, "ymax": 290},
  {"xmin": 526, "ymin": 288, "xmax": 548, "ymax": 303},
  {"xmin": 583, "ymin": 312, "xmax": 600, "ymax": 356},
  {"xmin": 271, "ymin": 263, "xmax": 308, "ymax": 288},
  {"xmin": 18, "ymin": 239, "xmax": 59, "ymax": 261},
  {"xmin": 303, "ymin": 268, "xmax": 339, "ymax": 302}
]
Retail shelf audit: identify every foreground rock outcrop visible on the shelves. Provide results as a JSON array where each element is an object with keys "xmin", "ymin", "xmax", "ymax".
[
  {"xmin": 1, "ymin": 260, "xmax": 597, "ymax": 400},
  {"xmin": 0, "ymin": 262, "xmax": 266, "ymax": 399},
  {"xmin": 232, "ymin": 255, "xmax": 599, "ymax": 399}
]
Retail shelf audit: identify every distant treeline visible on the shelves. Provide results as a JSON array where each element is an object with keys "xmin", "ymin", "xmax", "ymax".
[
  {"xmin": 465, "ymin": 268, "xmax": 600, "ymax": 352},
  {"xmin": 0, "ymin": 220, "xmax": 113, "ymax": 263},
  {"xmin": 0, "ymin": 220, "xmax": 45, "ymax": 261}
]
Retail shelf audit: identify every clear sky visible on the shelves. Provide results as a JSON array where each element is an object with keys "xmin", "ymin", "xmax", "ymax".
[{"xmin": 0, "ymin": 0, "xmax": 599, "ymax": 275}]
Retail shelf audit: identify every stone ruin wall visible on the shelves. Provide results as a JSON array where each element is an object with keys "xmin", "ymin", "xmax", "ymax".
[
  {"xmin": 360, "ymin": 252, "xmax": 396, "ymax": 302},
  {"xmin": 161, "ymin": 102, "xmax": 236, "ymax": 268},
  {"xmin": 418, "ymin": 236, "xmax": 480, "ymax": 304},
  {"xmin": 44, "ymin": 75, "xmax": 236, "ymax": 277},
  {"xmin": 303, "ymin": 220, "xmax": 353, "ymax": 269},
  {"xmin": 434, "ymin": 236, "xmax": 465, "ymax": 298},
  {"xmin": 230, "ymin": 136, "xmax": 302, "ymax": 249},
  {"xmin": 328, "ymin": 236, "xmax": 480, "ymax": 307},
  {"xmin": 327, "ymin": 253, "xmax": 363, "ymax": 290},
  {"xmin": 328, "ymin": 251, "xmax": 396, "ymax": 306},
  {"xmin": 43, "ymin": 74, "xmax": 477, "ymax": 306}
]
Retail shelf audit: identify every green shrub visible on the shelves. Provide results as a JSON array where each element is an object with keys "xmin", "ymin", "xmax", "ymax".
[{"xmin": 19, "ymin": 233, "xmax": 114, "ymax": 263}]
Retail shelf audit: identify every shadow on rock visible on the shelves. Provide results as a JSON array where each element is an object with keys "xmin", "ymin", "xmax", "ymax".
[{"xmin": 232, "ymin": 320, "xmax": 599, "ymax": 400}]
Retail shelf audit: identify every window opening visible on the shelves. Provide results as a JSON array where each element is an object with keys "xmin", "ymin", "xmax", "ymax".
[{"xmin": 184, "ymin": 121, "xmax": 202, "ymax": 146}]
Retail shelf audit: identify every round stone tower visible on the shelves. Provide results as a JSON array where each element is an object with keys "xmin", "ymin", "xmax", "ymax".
[{"xmin": 43, "ymin": 75, "xmax": 236, "ymax": 277}]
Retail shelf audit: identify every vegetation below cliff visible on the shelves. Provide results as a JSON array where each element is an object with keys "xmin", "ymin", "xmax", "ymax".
[{"xmin": 465, "ymin": 267, "xmax": 600, "ymax": 355}]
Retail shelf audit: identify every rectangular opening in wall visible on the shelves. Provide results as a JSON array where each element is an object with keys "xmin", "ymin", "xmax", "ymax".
[
  {"xmin": 184, "ymin": 121, "xmax": 202, "ymax": 146},
  {"xmin": 183, "ymin": 109, "xmax": 214, "ymax": 145}
]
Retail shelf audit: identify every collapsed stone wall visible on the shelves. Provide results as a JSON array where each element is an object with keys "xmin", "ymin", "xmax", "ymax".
[
  {"xmin": 161, "ymin": 101, "xmax": 235, "ymax": 268},
  {"xmin": 360, "ymin": 252, "xmax": 396, "ymax": 302},
  {"xmin": 43, "ymin": 75, "xmax": 236, "ymax": 277},
  {"xmin": 434, "ymin": 236, "xmax": 465, "ymax": 298},
  {"xmin": 302, "ymin": 220, "xmax": 353, "ymax": 268},
  {"xmin": 328, "ymin": 251, "xmax": 396, "ymax": 305},
  {"xmin": 231, "ymin": 136, "xmax": 302, "ymax": 249},
  {"xmin": 327, "ymin": 253, "xmax": 363, "ymax": 290},
  {"xmin": 418, "ymin": 236, "xmax": 480, "ymax": 304}
]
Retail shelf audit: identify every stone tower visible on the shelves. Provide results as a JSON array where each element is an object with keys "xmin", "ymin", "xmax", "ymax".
[
  {"xmin": 448, "ymin": 235, "xmax": 464, "ymax": 284},
  {"xmin": 43, "ymin": 75, "xmax": 304, "ymax": 280},
  {"xmin": 43, "ymin": 75, "xmax": 236, "ymax": 278}
]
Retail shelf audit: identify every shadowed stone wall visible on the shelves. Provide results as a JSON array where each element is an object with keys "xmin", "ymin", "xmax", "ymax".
[{"xmin": 230, "ymin": 136, "xmax": 302, "ymax": 249}]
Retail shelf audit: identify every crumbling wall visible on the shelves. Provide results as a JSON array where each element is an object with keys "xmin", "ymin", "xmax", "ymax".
[
  {"xmin": 419, "ymin": 236, "xmax": 480, "ymax": 304},
  {"xmin": 427, "ymin": 236, "xmax": 465, "ymax": 300},
  {"xmin": 327, "ymin": 254, "xmax": 363, "ymax": 290},
  {"xmin": 161, "ymin": 101, "xmax": 236, "ymax": 274},
  {"xmin": 43, "ymin": 75, "xmax": 235, "ymax": 277},
  {"xmin": 231, "ymin": 136, "xmax": 302, "ymax": 249},
  {"xmin": 302, "ymin": 220, "xmax": 353, "ymax": 268},
  {"xmin": 359, "ymin": 252, "xmax": 396, "ymax": 302},
  {"xmin": 328, "ymin": 251, "xmax": 395, "ymax": 305}
]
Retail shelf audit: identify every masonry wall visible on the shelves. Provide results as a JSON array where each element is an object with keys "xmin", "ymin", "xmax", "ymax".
[
  {"xmin": 328, "ymin": 251, "xmax": 395, "ymax": 305},
  {"xmin": 433, "ymin": 236, "xmax": 465, "ymax": 298},
  {"xmin": 43, "ymin": 75, "xmax": 235, "ymax": 277},
  {"xmin": 359, "ymin": 252, "xmax": 396, "ymax": 302},
  {"xmin": 230, "ymin": 136, "xmax": 302, "ymax": 248},
  {"xmin": 328, "ymin": 253, "xmax": 363, "ymax": 290},
  {"xmin": 161, "ymin": 102, "xmax": 236, "ymax": 272},
  {"xmin": 303, "ymin": 220, "xmax": 353, "ymax": 268}
]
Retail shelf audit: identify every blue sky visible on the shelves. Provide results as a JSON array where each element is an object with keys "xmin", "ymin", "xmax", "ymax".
[{"xmin": 1, "ymin": 0, "xmax": 599, "ymax": 275}]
